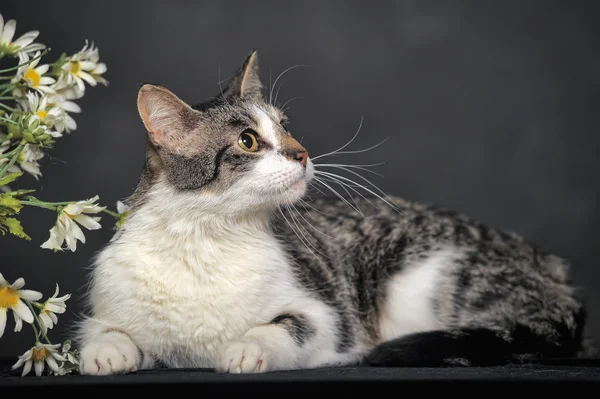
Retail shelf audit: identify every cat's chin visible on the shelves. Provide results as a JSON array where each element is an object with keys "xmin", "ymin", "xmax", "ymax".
[{"xmin": 275, "ymin": 176, "xmax": 308, "ymax": 206}]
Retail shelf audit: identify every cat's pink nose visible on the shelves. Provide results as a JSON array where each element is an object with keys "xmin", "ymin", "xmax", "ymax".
[{"xmin": 295, "ymin": 151, "xmax": 308, "ymax": 167}]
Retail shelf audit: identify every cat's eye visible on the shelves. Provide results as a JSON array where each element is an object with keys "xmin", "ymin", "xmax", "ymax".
[
  {"xmin": 281, "ymin": 121, "xmax": 289, "ymax": 133},
  {"xmin": 238, "ymin": 129, "xmax": 259, "ymax": 152}
]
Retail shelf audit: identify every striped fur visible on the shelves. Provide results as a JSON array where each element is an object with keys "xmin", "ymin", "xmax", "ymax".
[{"xmin": 75, "ymin": 51, "xmax": 589, "ymax": 375}]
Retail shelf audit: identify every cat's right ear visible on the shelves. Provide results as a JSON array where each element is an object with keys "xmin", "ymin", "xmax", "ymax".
[{"xmin": 137, "ymin": 84, "xmax": 197, "ymax": 149}]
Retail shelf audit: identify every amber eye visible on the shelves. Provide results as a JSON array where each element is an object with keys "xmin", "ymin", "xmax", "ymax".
[{"xmin": 238, "ymin": 129, "xmax": 259, "ymax": 152}]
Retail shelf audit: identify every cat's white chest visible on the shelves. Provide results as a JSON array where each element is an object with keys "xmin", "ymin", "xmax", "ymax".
[{"xmin": 91, "ymin": 227, "xmax": 295, "ymax": 368}]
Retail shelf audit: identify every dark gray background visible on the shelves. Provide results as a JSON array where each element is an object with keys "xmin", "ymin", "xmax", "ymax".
[{"xmin": 1, "ymin": 0, "xmax": 599, "ymax": 358}]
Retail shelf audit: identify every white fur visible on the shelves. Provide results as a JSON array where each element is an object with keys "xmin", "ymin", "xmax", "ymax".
[
  {"xmin": 253, "ymin": 105, "xmax": 280, "ymax": 149},
  {"xmin": 378, "ymin": 247, "xmax": 459, "ymax": 341},
  {"xmin": 77, "ymin": 137, "xmax": 356, "ymax": 374}
]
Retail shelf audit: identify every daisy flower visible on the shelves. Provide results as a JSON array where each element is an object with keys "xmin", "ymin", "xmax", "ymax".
[
  {"xmin": 45, "ymin": 92, "xmax": 81, "ymax": 133},
  {"xmin": 12, "ymin": 343, "xmax": 68, "ymax": 377},
  {"xmin": 14, "ymin": 51, "xmax": 56, "ymax": 95},
  {"xmin": 17, "ymin": 92, "xmax": 66, "ymax": 138},
  {"xmin": 59, "ymin": 41, "xmax": 108, "ymax": 92},
  {"xmin": 41, "ymin": 195, "xmax": 106, "ymax": 252},
  {"xmin": 60, "ymin": 340, "xmax": 79, "ymax": 366},
  {"xmin": 17, "ymin": 143, "xmax": 44, "ymax": 180},
  {"xmin": 38, "ymin": 284, "xmax": 71, "ymax": 335},
  {"xmin": 0, "ymin": 273, "xmax": 43, "ymax": 338},
  {"xmin": 0, "ymin": 13, "xmax": 46, "ymax": 58}
]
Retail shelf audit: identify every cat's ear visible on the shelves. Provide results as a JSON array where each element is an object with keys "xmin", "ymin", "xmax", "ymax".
[
  {"xmin": 222, "ymin": 50, "xmax": 263, "ymax": 101},
  {"xmin": 137, "ymin": 84, "xmax": 198, "ymax": 149}
]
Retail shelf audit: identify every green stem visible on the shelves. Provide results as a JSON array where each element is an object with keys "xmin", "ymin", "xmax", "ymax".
[
  {"xmin": 0, "ymin": 144, "xmax": 23, "ymax": 159},
  {"xmin": 0, "ymin": 139, "xmax": 25, "ymax": 179},
  {"xmin": 29, "ymin": 313, "xmax": 40, "ymax": 341},
  {"xmin": 102, "ymin": 208, "xmax": 120, "ymax": 218},
  {"xmin": 20, "ymin": 200, "xmax": 59, "ymax": 211},
  {"xmin": 0, "ymin": 96, "xmax": 18, "ymax": 100},
  {"xmin": 0, "ymin": 87, "xmax": 16, "ymax": 97},
  {"xmin": 0, "ymin": 102, "xmax": 19, "ymax": 113},
  {"xmin": 0, "ymin": 116, "xmax": 18, "ymax": 125},
  {"xmin": 24, "ymin": 300, "xmax": 52, "ymax": 345},
  {"xmin": 22, "ymin": 196, "xmax": 74, "ymax": 206},
  {"xmin": 0, "ymin": 48, "xmax": 51, "ymax": 74}
]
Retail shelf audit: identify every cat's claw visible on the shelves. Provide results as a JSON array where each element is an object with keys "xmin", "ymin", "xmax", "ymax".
[
  {"xmin": 79, "ymin": 332, "xmax": 140, "ymax": 376},
  {"xmin": 219, "ymin": 340, "xmax": 269, "ymax": 373}
]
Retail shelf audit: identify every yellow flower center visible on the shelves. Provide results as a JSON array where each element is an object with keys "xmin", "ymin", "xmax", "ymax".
[
  {"xmin": 69, "ymin": 61, "xmax": 81, "ymax": 75},
  {"xmin": 32, "ymin": 347, "xmax": 48, "ymax": 362},
  {"xmin": 36, "ymin": 110, "xmax": 48, "ymax": 120},
  {"xmin": 24, "ymin": 68, "xmax": 41, "ymax": 87},
  {"xmin": 0, "ymin": 286, "xmax": 19, "ymax": 308}
]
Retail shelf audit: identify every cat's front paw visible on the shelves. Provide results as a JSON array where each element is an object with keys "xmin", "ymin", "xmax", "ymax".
[
  {"xmin": 79, "ymin": 332, "xmax": 140, "ymax": 376},
  {"xmin": 218, "ymin": 340, "xmax": 269, "ymax": 373}
]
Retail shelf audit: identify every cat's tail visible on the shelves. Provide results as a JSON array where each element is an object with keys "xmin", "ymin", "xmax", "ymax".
[{"xmin": 363, "ymin": 323, "xmax": 589, "ymax": 367}]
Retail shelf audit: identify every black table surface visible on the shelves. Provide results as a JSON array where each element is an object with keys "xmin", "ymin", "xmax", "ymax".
[{"xmin": 2, "ymin": 357, "xmax": 600, "ymax": 393}]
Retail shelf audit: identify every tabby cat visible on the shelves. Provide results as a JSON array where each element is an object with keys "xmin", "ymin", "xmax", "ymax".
[{"xmin": 76, "ymin": 50, "xmax": 589, "ymax": 375}]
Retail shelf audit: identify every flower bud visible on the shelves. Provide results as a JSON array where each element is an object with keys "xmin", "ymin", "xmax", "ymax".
[
  {"xmin": 22, "ymin": 132, "xmax": 36, "ymax": 143},
  {"xmin": 33, "ymin": 127, "xmax": 46, "ymax": 137}
]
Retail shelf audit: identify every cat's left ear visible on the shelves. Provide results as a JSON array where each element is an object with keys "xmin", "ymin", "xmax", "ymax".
[{"xmin": 222, "ymin": 49, "xmax": 263, "ymax": 101}]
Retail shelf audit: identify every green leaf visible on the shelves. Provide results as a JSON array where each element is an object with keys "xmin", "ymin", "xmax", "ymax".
[
  {"xmin": 0, "ymin": 193, "xmax": 22, "ymax": 214},
  {"xmin": 0, "ymin": 171, "xmax": 22, "ymax": 186},
  {"xmin": 6, "ymin": 189, "xmax": 35, "ymax": 197},
  {"xmin": 0, "ymin": 217, "xmax": 30, "ymax": 240}
]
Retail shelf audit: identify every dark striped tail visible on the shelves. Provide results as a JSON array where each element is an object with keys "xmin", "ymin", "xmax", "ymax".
[{"xmin": 364, "ymin": 324, "xmax": 587, "ymax": 367}]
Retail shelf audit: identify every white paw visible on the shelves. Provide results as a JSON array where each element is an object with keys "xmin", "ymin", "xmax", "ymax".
[
  {"xmin": 218, "ymin": 340, "xmax": 269, "ymax": 373},
  {"xmin": 79, "ymin": 332, "xmax": 140, "ymax": 376}
]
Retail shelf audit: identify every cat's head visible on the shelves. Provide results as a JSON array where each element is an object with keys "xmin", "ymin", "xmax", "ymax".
[{"xmin": 135, "ymin": 50, "xmax": 313, "ymax": 216}]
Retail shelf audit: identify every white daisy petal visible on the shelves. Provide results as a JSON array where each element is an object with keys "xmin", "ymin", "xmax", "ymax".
[
  {"xmin": 0, "ymin": 19, "xmax": 16, "ymax": 43},
  {"xmin": 39, "ymin": 312, "xmax": 52, "ymax": 333},
  {"xmin": 78, "ymin": 71, "xmax": 97, "ymax": 86},
  {"xmin": 34, "ymin": 360, "xmax": 44, "ymax": 376},
  {"xmin": 19, "ymin": 289, "xmax": 43, "ymax": 301},
  {"xmin": 41, "ymin": 225, "xmax": 66, "ymax": 251},
  {"xmin": 92, "ymin": 63, "xmax": 107, "ymax": 75},
  {"xmin": 21, "ymin": 360, "xmax": 32, "ymax": 376},
  {"xmin": 11, "ymin": 277, "xmax": 25, "ymax": 290},
  {"xmin": 72, "ymin": 213, "xmax": 102, "ymax": 230},
  {"xmin": 38, "ymin": 76, "xmax": 56, "ymax": 85},
  {"xmin": 45, "ymin": 355, "xmax": 60, "ymax": 373},
  {"xmin": 79, "ymin": 61, "xmax": 96, "ymax": 71},
  {"xmin": 45, "ymin": 302, "xmax": 66, "ymax": 314},
  {"xmin": 13, "ymin": 309, "xmax": 23, "ymax": 332},
  {"xmin": 13, "ymin": 31, "xmax": 38, "ymax": 47},
  {"xmin": 51, "ymin": 352, "xmax": 68, "ymax": 362},
  {"xmin": 35, "ymin": 64, "xmax": 49, "ymax": 75},
  {"xmin": 12, "ymin": 356, "xmax": 25, "ymax": 370},
  {"xmin": 0, "ymin": 308, "xmax": 6, "ymax": 338},
  {"xmin": 12, "ymin": 300, "xmax": 34, "ymax": 324}
]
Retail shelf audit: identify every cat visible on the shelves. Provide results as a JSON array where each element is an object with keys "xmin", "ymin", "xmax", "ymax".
[{"xmin": 75, "ymin": 50, "xmax": 590, "ymax": 375}]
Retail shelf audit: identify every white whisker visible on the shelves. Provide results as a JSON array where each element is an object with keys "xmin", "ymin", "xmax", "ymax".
[
  {"xmin": 312, "ymin": 176, "xmax": 364, "ymax": 216},
  {"xmin": 217, "ymin": 65, "xmax": 231, "ymax": 106},
  {"xmin": 285, "ymin": 204, "xmax": 331, "ymax": 260},
  {"xmin": 313, "ymin": 163, "xmax": 385, "ymax": 177},
  {"xmin": 314, "ymin": 170, "xmax": 401, "ymax": 213},
  {"xmin": 311, "ymin": 116, "xmax": 364, "ymax": 161},
  {"xmin": 280, "ymin": 96, "xmax": 303, "ymax": 112},
  {"xmin": 313, "ymin": 137, "xmax": 390, "ymax": 161},
  {"xmin": 269, "ymin": 64, "xmax": 309, "ymax": 105},
  {"xmin": 291, "ymin": 202, "xmax": 334, "ymax": 239},
  {"xmin": 315, "ymin": 174, "xmax": 378, "ymax": 210}
]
